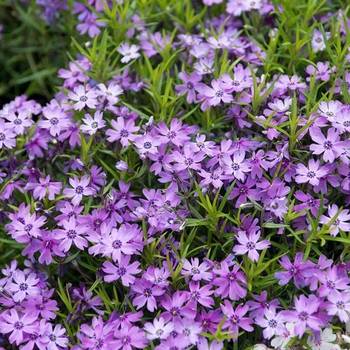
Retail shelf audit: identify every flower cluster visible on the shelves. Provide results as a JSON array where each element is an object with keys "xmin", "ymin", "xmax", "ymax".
[{"xmin": 0, "ymin": 0, "xmax": 350, "ymax": 349}]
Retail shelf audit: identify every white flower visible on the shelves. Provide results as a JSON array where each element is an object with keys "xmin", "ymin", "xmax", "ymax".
[
  {"xmin": 270, "ymin": 323, "xmax": 294, "ymax": 349},
  {"xmin": 307, "ymin": 328, "xmax": 340, "ymax": 350},
  {"xmin": 118, "ymin": 43, "xmax": 140, "ymax": 63},
  {"xmin": 144, "ymin": 317, "xmax": 173, "ymax": 340}
]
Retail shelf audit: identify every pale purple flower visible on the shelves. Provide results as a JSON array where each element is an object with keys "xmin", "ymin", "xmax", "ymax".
[
  {"xmin": 97, "ymin": 82, "xmax": 123, "ymax": 105},
  {"xmin": 68, "ymin": 85, "xmax": 98, "ymax": 110},
  {"xmin": 320, "ymin": 204, "xmax": 350, "ymax": 236},
  {"xmin": 312, "ymin": 29, "xmax": 329, "ymax": 53},
  {"xmin": 55, "ymin": 217, "xmax": 88, "ymax": 252},
  {"xmin": 326, "ymin": 291, "xmax": 350, "ymax": 322},
  {"xmin": 0, "ymin": 309, "xmax": 37, "ymax": 345},
  {"xmin": 233, "ymin": 230, "xmax": 270, "ymax": 262},
  {"xmin": 63, "ymin": 176, "xmax": 95, "ymax": 205},
  {"xmin": 256, "ymin": 308, "xmax": 284, "ymax": 339},
  {"xmin": 5, "ymin": 111, "xmax": 33, "ymax": 135},
  {"xmin": 80, "ymin": 111, "xmax": 106, "ymax": 135},
  {"xmin": 317, "ymin": 266, "xmax": 349, "ymax": 297},
  {"xmin": 40, "ymin": 323, "xmax": 68, "ymax": 350},
  {"xmin": 222, "ymin": 151, "xmax": 250, "ymax": 181},
  {"xmin": 0, "ymin": 119, "xmax": 16, "ymax": 149},
  {"xmin": 295, "ymin": 159, "xmax": 328, "ymax": 186},
  {"xmin": 102, "ymin": 255, "xmax": 141, "ymax": 287},
  {"xmin": 181, "ymin": 258, "xmax": 212, "ymax": 281},
  {"xmin": 39, "ymin": 105, "xmax": 71, "ymax": 137},
  {"xmin": 280, "ymin": 295, "xmax": 323, "ymax": 337},
  {"xmin": 8, "ymin": 271, "xmax": 39, "ymax": 302},
  {"xmin": 134, "ymin": 134, "xmax": 162, "ymax": 155},
  {"xmin": 309, "ymin": 126, "xmax": 344, "ymax": 162}
]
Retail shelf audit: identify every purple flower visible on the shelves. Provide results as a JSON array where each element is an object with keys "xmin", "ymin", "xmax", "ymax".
[
  {"xmin": 233, "ymin": 230, "xmax": 270, "ymax": 262},
  {"xmin": 196, "ymin": 79, "xmax": 233, "ymax": 111},
  {"xmin": 0, "ymin": 309, "xmax": 37, "ymax": 346},
  {"xmin": 181, "ymin": 258, "xmax": 212, "ymax": 282},
  {"xmin": 114, "ymin": 325, "xmax": 148, "ymax": 350},
  {"xmin": 40, "ymin": 323, "xmax": 68, "ymax": 350},
  {"xmin": 102, "ymin": 255, "xmax": 141, "ymax": 287},
  {"xmin": 25, "ymin": 175, "xmax": 62, "ymax": 200},
  {"xmin": 171, "ymin": 144, "xmax": 205, "ymax": 172},
  {"xmin": 55, "ymin": 217, "xmax": 88, "ymax": 252},
  {"xmin": 229, "ymin": 177, "xmax": 259, "ymax": 207},
  {"xmin": 275, "ymin": 253, "xmax": 313, "ymax": 288},
  {"xmin": 187, "ymin": 281, "xmax": 214, "ymax": 309},
  {"xmin": 175, "ymin": 72, "xmax": 202, "ymax": 103},
  {"xmin": 280, "ymin": 295, "xmax": 323, "ymax": 337},
  {"xmin": 309, "ymin": 126, "xmax": 344, "ymax": 162},
  {"xmin": 317, "ymin": 266, "xmax": 349, "ymax": 297},
  {"xmin": 63, "ymin": 176, "xmax": 95, "ymax": 205},
  {"xmin": 161, "ymin": 291, "xmax": 195, "ymax": 321},
  {"xmin": 77, "ymin": 11, "xmax": 105, "ymax": 38},
  {"xmin": 39, "ymin": 104, "xmax": 71, "ymax": 137},
  {"xmin": 131, "ymin": 278, "xmax": 164, "ymax": 312},
  {"xmin": 212, "ymin": 261, "xmax": 247, "ymax": 301},
  {"xmin": 157, "ymin": 118, "xmax": 191, "ymax": 146},
  {"xmin": 106, "ymin": 117, "xmax": 139, "ymax": 147},
  {"xmin": 7, "ymin": 271, "xmax": 39, "ymax": 302},
  {"xmin": 103, "ymin": 224, "xmax": 142, "ymax": 262},
  {"xmin": 221, "ymin": 300, "xmax": 253, "ymax": 337},
  {"xmin": 293, "ymin": 190, "xmax": 321, "ymax": 216},
  {"xmin": 247, "ymin": 291, "xmax": 279, "ymax": 319},
  {"xmin": 295, "ymin": 159, "xmax": 328, "ymax": 186}
]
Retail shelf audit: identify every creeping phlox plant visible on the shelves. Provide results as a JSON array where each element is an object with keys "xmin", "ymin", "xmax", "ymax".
[{"xmin": 1, "ymin": 0, "xmax": 350, "ymax": 349}]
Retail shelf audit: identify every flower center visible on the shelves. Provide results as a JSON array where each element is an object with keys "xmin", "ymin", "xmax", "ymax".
[
  {"xmin": 67, "ymin": 229, "xmax": 77, "ymax": 239},
  {"xmin": 50, "ymin": 117, "xmax": 59, "ymax": 125},
  {"xmin": 144, "ymin": 141, "xmax": 152, "ymax": 149},
  {"xmin": 323, "ymin": 140, "xmax": 333, "ymax": 150},
  {"xmin": 298, "ymin": 311, "xmax": 308, "ymax": 321},
  {"xmin": 75, "ymin": 185, "xmax": 84, "ymax": 194},
  {"xmin": 120, "ymin": 129, "xmax": 129, "ymax": 137},
  {"xmin": 112, "ymin": 240, "xmax": 122, "ymax": 249},
  {"xmin": 14, "ymin": 321, "xmax": 23, "ymax": 330},
  {"xmin": 19, "ymin": 282, "xmax": 28, "ymax": 291}
]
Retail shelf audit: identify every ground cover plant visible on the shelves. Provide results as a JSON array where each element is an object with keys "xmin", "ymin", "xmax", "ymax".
[{"xmin": 1, "ymin": 0, "xmax": 350, "ymax": 349}]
